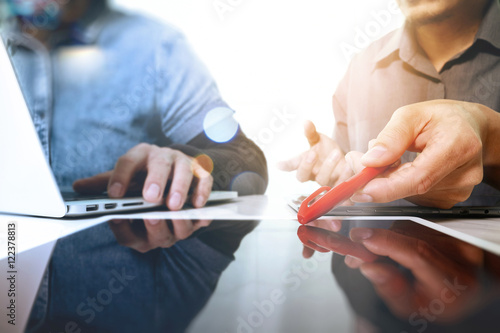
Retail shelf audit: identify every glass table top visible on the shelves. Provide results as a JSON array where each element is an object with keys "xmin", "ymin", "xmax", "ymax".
[{"xmin": 24, "ymin": 217, "xmax": 500, "ymax": 333}]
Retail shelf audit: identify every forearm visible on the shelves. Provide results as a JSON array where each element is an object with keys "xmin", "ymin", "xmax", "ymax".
[{"xmin": 169, "ymin": 129, "xmax": 268, "ymax": 194}]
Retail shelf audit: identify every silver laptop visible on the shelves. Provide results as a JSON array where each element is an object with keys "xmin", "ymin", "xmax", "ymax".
[{"xmin": 0, "ymin": 38, "xmax": 236, "ymax": 218}]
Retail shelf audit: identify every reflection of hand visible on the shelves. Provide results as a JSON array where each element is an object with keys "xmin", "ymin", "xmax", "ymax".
[
  {"xmin": 297, "ymin": 223, "xmax": 378, "ymax": 262},
  {"xmin": 349, "ymin": 100, "xmax": 500, "ymax": 208},
  {"xmin": 109, "ymin": 219, "xmax": 212, "ymax": 253},
  {"xmin": 295, "ymin": 220, "xmax": 500, "ymax": 323},
  {"xmin": 278, "ymin": 120, "xmax": 352, "ymax": 187},
  {"xmin": 299, "ymin": 220, "xmax": 343, "ymax": 259},
  {"xmin": 73, "ymin": 143, "xmax": 213, "ymax": 211},
  {"xmin": 349, "ymin": 226, "xmax": 485, "ymax": 322}
]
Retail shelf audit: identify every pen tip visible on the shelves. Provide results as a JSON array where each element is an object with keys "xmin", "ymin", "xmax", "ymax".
[{"xmin": 297, "ymin": 214, "xmax": 307, "ymax": 224}]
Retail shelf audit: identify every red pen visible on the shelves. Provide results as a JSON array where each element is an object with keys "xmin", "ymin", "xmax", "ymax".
[{"xmin": 297, "ymin": 166, "xmax": 388, "ymax": 224}]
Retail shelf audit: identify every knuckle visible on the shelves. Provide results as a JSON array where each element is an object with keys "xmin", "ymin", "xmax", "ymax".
[
  {"xmin": 470, "ymin": 169, "xmax": 483, "ymax": 185},
  {"xmin": 149, "ymin": 153, "xmax": 173, "ymax": 169},
  {"xmin": 135, "ymin": 142, "xmax": 153, "ymax": 151},
  {"xmin": 462, "ymin": 135, "xmax": 482, "ymax": 160},
  {"xmin": 416, "ymin": 173, "xmax": 434, "ymax": 195},
  {"xmin": 455, "ymin": 187, "xmax": 475, "ymax": 203},
  {"xmin": 116, "ymin": 154, "xmax": 136, "ymax": 166},
  {"xmin": 160, "ymin": 147, "xmax": 174, "ymax": 155},
  {"xmin": 459, "ymin": 166, "xmax": 483, "ymax": 188}
]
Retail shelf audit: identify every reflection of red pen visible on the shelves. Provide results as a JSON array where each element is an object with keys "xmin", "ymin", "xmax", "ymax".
[{"xmin": 297, "ymin": 166, "xmax": 388, "ymax": 224}]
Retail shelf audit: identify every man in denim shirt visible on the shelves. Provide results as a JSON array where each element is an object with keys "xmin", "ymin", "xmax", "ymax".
[
  {"xmin": 3, "ymin": 0, "xmax": 267, "ymax": 206},
  {"xmin": 2, "ymin": 0, "xmax": 267, "ymax": 331}
]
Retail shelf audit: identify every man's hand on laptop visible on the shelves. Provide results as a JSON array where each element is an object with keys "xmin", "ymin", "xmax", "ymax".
[
  {"xmin": 278, "ymin": 120, "xmax": 352, "ymax": 187},
  {"xmin": 73, "ymin": 143, "xmax": 213, "ymax": 211}
]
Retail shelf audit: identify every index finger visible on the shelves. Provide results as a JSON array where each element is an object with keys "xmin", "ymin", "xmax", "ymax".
[
  {"xmin": 304, "ymin": 120, "xmax": 320, "ymax": 146},
  {"xmin": 297, "ymin": 225, "xmax": 379, "ymax": 262},
  {"xmin": 355, "ymin": 152, "xmax": 466, "ymax": 206}
]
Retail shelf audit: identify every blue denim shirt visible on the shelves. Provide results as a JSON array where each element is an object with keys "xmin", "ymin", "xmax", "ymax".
[{"xmin": 2, "ymin": 7, "xmax": 232, "ymax": 187}]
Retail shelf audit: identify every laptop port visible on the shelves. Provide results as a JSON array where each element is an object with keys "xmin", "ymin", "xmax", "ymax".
[
  {"xmin": 122, "ymin": 202, "xmax": 144, "ymax": 207},
  {"xmin": 86, "ymin": 204, "xmax": 99, "ymax": 212},
  {"xmin": 104, "ymin": 203, "xmax": 117, "ymax": 210}
]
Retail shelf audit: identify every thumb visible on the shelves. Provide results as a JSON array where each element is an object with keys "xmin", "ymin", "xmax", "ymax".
[
  {"xmin": 361, "ymin": 107, "xmax": 424, "ymax": 167},
  {"xmin": 73, "ymin": 170, "xmax": 112, "ymax": 194}
]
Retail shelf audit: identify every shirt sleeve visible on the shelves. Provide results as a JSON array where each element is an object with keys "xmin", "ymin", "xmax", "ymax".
[
  {"xmin": 170, "ymin": 128, "xmax": 269, "ymax": 196},
  {"xmin": 155, "ymin": 31, "xmax": 231, "ymax": 144},
  {"xmin": 153, "ymin": 30, "xmax": 267, "ymax": 195}
]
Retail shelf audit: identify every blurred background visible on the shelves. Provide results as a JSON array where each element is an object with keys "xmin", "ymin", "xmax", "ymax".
[{"xmin": 110, "ymin": 0, "xmax": 404, "ymax": 196}]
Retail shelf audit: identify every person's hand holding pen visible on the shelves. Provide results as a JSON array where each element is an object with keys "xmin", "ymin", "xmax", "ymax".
[
  {"xmin": 348, "ymin": 100, "xmax": 500, "ymax": 208},
  {"xmin": 278, "ymin": 120, "xmax": 353, "ymax": 187}
]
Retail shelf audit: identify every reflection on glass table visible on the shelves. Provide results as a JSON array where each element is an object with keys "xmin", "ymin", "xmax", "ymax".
[
  {"xmin": 298, "ymin": 219, "xmax": 500, "ymax": 333},
  {"xmin": 23, "ymin": 216, "xmax": 500, "ymax": 333},
  {"xmin": 26, "ymin": 219, "xmax": 258, "ymax": 333}
]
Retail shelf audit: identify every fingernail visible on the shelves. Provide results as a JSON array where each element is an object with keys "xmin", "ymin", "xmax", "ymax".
[
  {"xmin": 351, "ymin": 193, "xmax": 373, "ymax": 203},
  {"xmin": 196, "ymin": 195, "xmax": 206, "ymax": 207},
  {"xmin": 145, "ymin": 183, "xmax": 161, "ymax": 201},
  {"xmin": 360, "ymin": 266, "xmax": 388, "ymax": 284},
  {"xmin": 345, "ymin": 255, "xmax": 364, "ymax": 268},
  {"xmin": 108, "ymin": 183, "xmax": 123, "ymax": 197},
  {"xmin": 362, "ymin": 146, "xmax": 387, "ymax": 163},
  {"xmin": 169, "ymin": 192, "xmax": 182, "ymax": 210},
  {"xmin": 350, "ymin": 228, "xmax": 374, "ymax": 241},
  {"xmin": 306, "ymin": 151, "xmax": 316, "ymax": 164},
  {"xmin": 330, "ymin": 220, "xmax": 342, "ymax": 232}
]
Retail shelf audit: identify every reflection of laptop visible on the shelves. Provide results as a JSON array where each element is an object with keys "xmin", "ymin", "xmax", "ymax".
[
  {"xmin": 0, "ymin": 38, "xmax": 237, "ymax": 218},
  {"xmin": 288, "ymin": 194, "xmax": 500, "ymax": 218}
]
